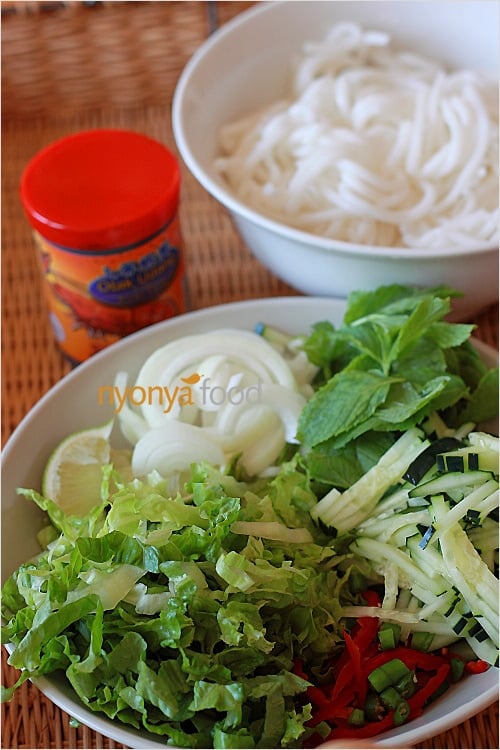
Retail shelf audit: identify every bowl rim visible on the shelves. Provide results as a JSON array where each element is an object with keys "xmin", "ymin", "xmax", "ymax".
[
  {"xmin": 2, "ymin": 296, "xmax": 499, "ymax": 749},
  {"xmin": 172, "ymin": 0, "xmax": 498, "ymax": 260}
]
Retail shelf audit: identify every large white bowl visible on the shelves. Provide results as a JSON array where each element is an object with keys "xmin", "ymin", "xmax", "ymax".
[
  {"xmin": 172, "ymin": 0, "xmax": 499, "ymax": 319},
  {"xmin": 1, "ymin": 297, "xmax": 498, "ymax": 748}
]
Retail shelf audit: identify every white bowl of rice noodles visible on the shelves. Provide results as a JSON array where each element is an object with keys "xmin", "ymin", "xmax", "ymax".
[{"xmin": 173, "ymin": 0, "xmax": 499, "ymax": 319}]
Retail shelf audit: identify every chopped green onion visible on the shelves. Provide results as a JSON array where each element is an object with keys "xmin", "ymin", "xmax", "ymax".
[
  {"xmin": 368, "ymin": 658, "xmax": 412, "ymax": 693},
  {"xmin": 393, "ymin": 699, "xmax": 411, "ymax": 726},
  {"xmin": 394, "ymin": 671, "xmax": 417, "ymax": 699},
  {"xmin": 378, "ymin": 622, "xmax": 401, "ymax": 650},
  {"xmin": 364, "ymin": 691, "xmax": 384, "ymax": 722},
  {"xmin": 348, "ymin": 708, "xmax": 365, "ymax": 726},
  {"xmin": 380, "ymin": 686, "xmax": 403, "ymax": 709},
  {"xmin": 410, "ymin": 631, "xmax": 434, "ymax": 652},
  {"xmin": 450, "ymin": 658, "xmax": 465, "ymax": 682}
]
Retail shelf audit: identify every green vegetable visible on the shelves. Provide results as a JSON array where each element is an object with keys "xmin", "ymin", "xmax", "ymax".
[
  {"xmin": 380, "ymin": 686, "xmax": 403, "ymax": 709},
  {"xmin": 393, "ymin": 699, "xmax": 411, "ymax": 726},
  {"xmin": 410, "ymin": 631, "xmax": 434, "ymax": 652},
  {"xmin": 378, "ymin": 623, "xmax": 401, "ymax": 650},
  {"xmin": 368, "ymin": 659, "xmax": 412, "ymax": 692},
  {"xmin": 1, "ymin": 460, "xmax": 357, "ymax": 747},
  {"xmin": 348, "ymin": 708, "xmax": 365, "ymax": 726},
  {"xmin": 297, "ymin": 285, "xmax": 498, "ymax": 479}
]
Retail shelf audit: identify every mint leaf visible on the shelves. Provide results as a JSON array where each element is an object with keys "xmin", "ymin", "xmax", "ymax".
[
  {"xmin": 297, "ymin": 370, "xmax": 397, "ymax": 447},
  {"xmin": 392, "ymin": 296, "xmax": 450, "ymax": 358},
  {"xmin": 392, "ymin": 337, "xmax": 447, "ymax": 384},
  {"xmin": 459, "ymin": 367, "xmax": 500, "ymax": 423},
  {"xmin": 427, "ymin": 321, "xmax": 475, "ymax": 349}
]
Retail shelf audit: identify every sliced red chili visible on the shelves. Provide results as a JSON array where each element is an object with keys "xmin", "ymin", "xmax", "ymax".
[
  {"xmin": 331, "ymin": 612, "xmax": 380, "ymax": 680},
  {"xmin": 326, "ymin": 710, "xmax": 397, "ymax": 739},
  {"xmin": 306, "ymin": 685, "xmax": 329, "ymax": 708},
  {"xmin": 465, "ymin": 659, "xmax": 490, "ymax": 674},
  {"xmin": 363, "ymin": 589, "xmax": 382, "ymax": 607},
  {"xmin": 292, "ymin": 658, "xmax": 309, "ymax": 681},
  {"xmin": 361, "ymin": 645, "xmax": 446, "ymax": 679},
  {"xmin": 308, "ymin": 687, "xmax": 355, "ymax": 726},
  {"xmin": 409, "ymin": 662, "xmax": 450, "ymax": 712},
  {"xmin": 344, "ymin": 631, "xmax": 364, "ymax": 702},
  {"xmin": 328, "ymin": 659, "xmax": 355, "ymax": 702},
  {"xmin": 353, "ymin": 616, "xmax": 380, "ymax": 654}
]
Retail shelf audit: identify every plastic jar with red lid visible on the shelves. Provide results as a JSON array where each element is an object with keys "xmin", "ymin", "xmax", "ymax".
[{"xmin": 20, "ymin": 128, "xmax": 187, "ymax": 364}]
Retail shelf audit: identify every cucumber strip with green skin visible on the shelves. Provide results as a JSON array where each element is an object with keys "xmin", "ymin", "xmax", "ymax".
[
  {"xmin": 403, "ymin": 436, "xmax": 463, "ymax": 485},
  {"xmin": 358, "ymin": 532, "xmax": 490, "ymax": 642},
  {"xmin": 391, "ymin": 524, "xmax": 429, "ymax": 548},
  {"xmin": 431, "ymin": 497, "xmax": 499, "ymax": 643},
  {"xmin": 426, "ymin": 480, "xmax": 499, "ymax": 544},
  {"xmin": 408, "ymin": 470, "xmax": 494, "ymax": 499},
  {"xmin": 313, "ymin": 428, "xmax": 428, "ymax": 531},
  {"xmin": 466, "ymin": 635, "xmax": 499, "ymax": 667},
  {"xmin": 415, "ymin": 590, "xmax": 482, "ymax": 639},
  {"xmin": 351, "ymin": 537, "xmax": 446, "ymax": 597},
  {"xmin": 473, "ymin": 488, "xmax": 500, "ymax": 519},
  {"xmin": 431, "ymin": 496, "xmax": 499, "ymax": 605},
  {"xmin": 358, "ymin": 510, "xmax": 430, "ymax": 543},
  {"xmin": 362, "ymin": 486, "xmax": 413, "ymax": 519},
  {"xmin": 417, "ymin": 592, "xmax": 460, "ymax": 620},
  {"xmin": 407, "ymin": 535, "xmax": 447, "ymax": 580},
  {"xmin": 436, "ymin": 446, "xmax": 499, "ymax": 474}
]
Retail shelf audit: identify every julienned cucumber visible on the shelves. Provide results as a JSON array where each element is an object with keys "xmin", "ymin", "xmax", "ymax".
[
  {"xmin": 408, "ymin": 470, "xmax": 495, "ymax": 499},
  {"xmin": 313, "ymin": 429, "xmax": 499, "ymax": 665},
  {"xmin": 436, "ymin": 446, "xmax": 499, "ymax": 474},
  {"xmin": 310, "ymin": 428, "xmax": 428, "ymax": 532}
]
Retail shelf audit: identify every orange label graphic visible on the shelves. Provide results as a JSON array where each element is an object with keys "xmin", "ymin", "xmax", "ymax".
[{"xmin": 34, "ymin": 218, "xmax": 186, "ymax": 363}]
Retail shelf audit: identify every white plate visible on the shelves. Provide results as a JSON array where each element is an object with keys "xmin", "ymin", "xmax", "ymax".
[{"xmin": 2, "ymin": 297, "xmax": 498, "ymax": 748}]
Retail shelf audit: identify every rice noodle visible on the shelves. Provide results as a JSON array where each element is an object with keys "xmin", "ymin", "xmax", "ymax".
[{"xmin": 215, "ymin": 22, "xmax": 499, "ymax": 249}]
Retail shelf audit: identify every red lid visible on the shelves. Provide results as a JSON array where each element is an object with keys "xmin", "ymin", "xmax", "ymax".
[{"xmin": 20, "ymin": 129, "xmax": 181, "ymax": 251}]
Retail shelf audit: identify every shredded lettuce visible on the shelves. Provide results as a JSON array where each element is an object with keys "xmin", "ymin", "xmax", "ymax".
[{"xmin": 2, "ymin": 460, "xmax": 360, "ymax": 747}]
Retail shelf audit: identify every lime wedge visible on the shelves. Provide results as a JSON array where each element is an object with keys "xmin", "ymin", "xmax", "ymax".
[{"xmin": 42, "ymin": 420, "xmax": 114, "ymax": 516}]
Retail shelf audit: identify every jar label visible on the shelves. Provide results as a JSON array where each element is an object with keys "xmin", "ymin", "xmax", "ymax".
[
  {"xmin": 88, "ymin": 242, "xmax": 179, "ymax": 308},
  {"xmin": 33, "ymin": 218, "xmax": 186, "ymax": 363}
]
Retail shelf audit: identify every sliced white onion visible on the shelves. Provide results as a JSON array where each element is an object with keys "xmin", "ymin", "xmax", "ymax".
[
  {"xmin": 131, "ymin": 422, "xmax": 225, "ymax": 477},
  {"xmin": 213, "ymin": 405, "xmax": 283, "ymax": 453},
  {"xmin": 135, "ymin": 329, "xmax": 298, "ymax": 428},
  {"xmin": 213, "ymin": 383, "xmax": 307, "ymax": 444},
  {"xmin": 238, "ymin": 415, "xmax": 285, "ymax": 476},
  {"xmin": 114, "ymin": 328, "xmax": 316, "ymax": 479},
  {"xmin": 114, "ymin": 371, "xmax": 149, "ymax": 444}
]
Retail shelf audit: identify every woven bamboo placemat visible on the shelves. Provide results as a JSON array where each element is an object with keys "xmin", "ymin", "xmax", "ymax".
[{"xmin": 1, "ymin": 2, "xmax": 499, "ymax": 748}]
